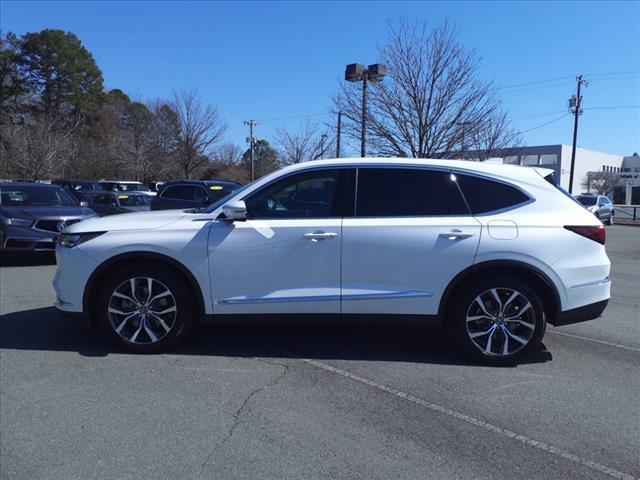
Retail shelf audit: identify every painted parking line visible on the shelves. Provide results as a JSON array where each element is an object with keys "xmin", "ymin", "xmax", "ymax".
[
  {"xmin": 548, "ymin": 330, "xmax": 640, "ymax": 353},
  {"xmin": 303, "ymin": 359, "xmax": 637, "ymax": 480}
]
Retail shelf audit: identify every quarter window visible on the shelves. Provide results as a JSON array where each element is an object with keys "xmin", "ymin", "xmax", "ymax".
[
  {"xmin": 455, "ymin": 174, "xmax": 530, "ymax": 214},
  {"xmin": 245, "ymin": 170, "xmax": 341, "ymax": 219},
  {"xmin": 355, "ymin": 168, "xmax": 468, "ymax": 217}
]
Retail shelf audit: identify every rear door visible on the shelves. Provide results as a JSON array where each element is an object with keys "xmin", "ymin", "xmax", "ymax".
[{"xmin": 341, "ymin": 167, "xmax": 481, "ymax": 316}]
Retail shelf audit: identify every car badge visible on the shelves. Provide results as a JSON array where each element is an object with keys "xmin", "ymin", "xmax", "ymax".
[{"xmin": 56, "ymin": 221, "xmax": 67, "ymax": 232}]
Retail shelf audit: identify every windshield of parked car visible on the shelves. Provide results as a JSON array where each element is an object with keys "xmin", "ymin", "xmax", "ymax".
[
  {"xmin": 576, "ymin": 196, "xmax": 597, "ymax": 206},
  {"xmin": 72, "ymin": 181, "xmax": 103, "ymax": 192},
  {"xmin": 118, "ymin": 194, "xmax": 152, "ymax": 206},
  {"xmin": 118, "ymin": 182, "xmax": 149, "ymax": 192},
  {"xmin": 0, "ymin": 186, "xmax": 77, "ymax": 206}
]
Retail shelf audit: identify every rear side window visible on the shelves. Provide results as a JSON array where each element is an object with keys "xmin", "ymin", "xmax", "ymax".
[
  {"xmin": 455, "ymin": 174, "xmax": 530, "ymax": 214},
  {"xmin": 355, "ymin": 168, "xmax": 468, "ymax": 217},
  {"xmin": 161, "ymin": 185, "xmax": 197, "ymax": 200}
]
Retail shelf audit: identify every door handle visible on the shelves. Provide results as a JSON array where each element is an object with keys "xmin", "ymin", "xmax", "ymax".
[
  {"xmin": 439, "ymin": 230, "xmax": 474, "ymax": 240},
  {"xmin": 303, "ymin": 231, "xmax": 339, "ymax": 242}
]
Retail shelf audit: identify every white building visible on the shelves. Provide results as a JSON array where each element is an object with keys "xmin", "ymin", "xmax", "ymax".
[{"xmin": 475, "ymin": 144, "xmax": 624, "ymax": 193}]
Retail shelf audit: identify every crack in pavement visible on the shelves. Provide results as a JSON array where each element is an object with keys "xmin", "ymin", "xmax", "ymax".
[{"xmin": 196, "ymin": 358, "xmax": 290, "ymax": 478}]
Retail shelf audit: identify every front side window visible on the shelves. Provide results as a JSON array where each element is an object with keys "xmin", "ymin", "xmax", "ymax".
[
  {"xmin": 355, "ymin": 168, "xmax": 468, "ymax": 217},
  {"xmin": 455, "ymin": 174, "xmax": 530, "ymax": 214},
  {"xmin": 161, "ymin": 185, "xmax": 197, "ymax": 201},
  {"xmin": 245, "ymin": 170, "xmax": 341, "ymax": 219}
]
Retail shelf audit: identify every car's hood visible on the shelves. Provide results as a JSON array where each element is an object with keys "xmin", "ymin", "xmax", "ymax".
[
  {"xmin": 66, "ymin": 209, "xmax": 186, "ymax": 233},
  {"xmin": 122, "ymin": 206, "xmax": 151, "ymax": 213},
  {"xmin": 0, "ymin": 205, "xmax": 94, "ymax": 219}
]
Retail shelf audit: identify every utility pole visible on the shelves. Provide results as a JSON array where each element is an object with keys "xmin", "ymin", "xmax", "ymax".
[
  {"xmin": 336, "ymin": 112, "xmax": 342, "ymax": 158},
  {"xmin": 568, "ymin": 75, "xmax": 588, "ymax": 194},
  {"xmin": 244, "ymin": 120, "xmax": 256, "ymax": 181}
]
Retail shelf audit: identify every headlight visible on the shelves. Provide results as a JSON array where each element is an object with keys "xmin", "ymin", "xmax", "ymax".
[
  {"xmin": 57, "ymin": 231, "xmax": 106, "ymax": 248},
  {"xmin": 6, "ymin": 217, "xmax": 34, "ymax": 227}
]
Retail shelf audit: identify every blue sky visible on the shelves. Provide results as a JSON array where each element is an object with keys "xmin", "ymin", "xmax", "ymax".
[{"xmin": 2, "ymin": 0, "xmax": 639, "ymax": 156}]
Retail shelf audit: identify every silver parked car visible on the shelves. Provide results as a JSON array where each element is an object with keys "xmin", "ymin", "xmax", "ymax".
[{"xmin": 575, "ymin": 194, "xmax": 614, "ymax": 225}]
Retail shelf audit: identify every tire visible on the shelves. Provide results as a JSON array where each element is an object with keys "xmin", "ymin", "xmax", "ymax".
[
  {"xmin": 96, "ymin": 264, "xmax": 195, "ymax": 353},
  {"xmin": 607, "ymin": 212, "xmax": 614, "ymax": 225},
  {"xmin": 447, "ymin": 276, "xmax": 546, "ymax": 365}
]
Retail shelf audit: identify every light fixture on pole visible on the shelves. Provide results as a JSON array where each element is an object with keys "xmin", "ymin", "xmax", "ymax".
[{"xmin": 345, "ymin": 63, "xmax": 387, "ymax": 157}]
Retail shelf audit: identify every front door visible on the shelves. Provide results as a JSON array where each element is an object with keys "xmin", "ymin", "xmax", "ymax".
[
  {"xmin": 341, "ymin": 167, "xmax": 481, "ymax": 316},
  {"xmin": 210, "ymin": 168, "xmax": 349, "ymax": 315}
]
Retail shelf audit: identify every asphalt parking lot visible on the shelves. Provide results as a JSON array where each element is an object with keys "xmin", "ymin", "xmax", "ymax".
[{"xmin": 1, "ymin": 225, "xmax": 639, "ymax": 480}]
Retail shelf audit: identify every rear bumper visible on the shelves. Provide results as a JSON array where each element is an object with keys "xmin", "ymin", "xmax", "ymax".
[{"xmin": 553, "ymin": 299, "xmax": 609, "ymax": 326}]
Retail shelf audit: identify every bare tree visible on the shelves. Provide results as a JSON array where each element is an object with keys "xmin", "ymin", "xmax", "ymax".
[
  {"xmin": 276, "ymin": 121, "xmax": 335, "ymax": 165},
  {"xmin": 2, "ymin": 116, "xmax": 80, "ymax": 180},
  {"xmin": 334, "ymin": 19, "xmax": 518, "ymax": 159},
  {"xmin": 581, "ymin": 171, "xmax": 621, "ymax": 195},
  {"xmin": 171, "ymin": 88, "xmax": 227, "ymax": 178},
  {"xmin": 468, "ymin": 111, "xmax": 522, "ymax": 160}
]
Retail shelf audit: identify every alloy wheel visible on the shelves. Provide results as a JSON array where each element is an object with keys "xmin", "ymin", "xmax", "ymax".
[
  {"xmin": 107, "ymin": 277, "xmax": 177, "ymax": 344},
  {"xmin": 465, "ymin": 288, "xmax": 537, "ymax": 357}
]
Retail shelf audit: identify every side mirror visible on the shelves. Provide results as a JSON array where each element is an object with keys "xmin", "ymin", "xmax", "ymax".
[
  {"xmin": 222, "ymin": 200, "xmax": 247, "ymax": 221},
  {"xmin": 80, "ymin": 201, "xmax": 89, "ymax": 207}
]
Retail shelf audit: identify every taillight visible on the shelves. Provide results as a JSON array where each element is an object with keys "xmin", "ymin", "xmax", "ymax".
[{"xmin": 564, "ymin": 225, "xmax": 606, "ymax": 245}]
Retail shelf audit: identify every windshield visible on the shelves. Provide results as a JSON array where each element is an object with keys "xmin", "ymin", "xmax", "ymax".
[
  {"xmin": 203, "ymin": 182, "xmax": 252, "ymax": 213},
  {"xmin": 118, "ymin": 194, "xmax": 152, "ymax": 206},
  {"xmin": 0, "ymin": 186, "xmax": 77, "ymax": 206},
  {"xmin": 576, "ymin": 196, "xmax": 597, "ymax": 206},
  {"xmin": 118, "ymin": 183, "xmax": 149, "ymax": 192},
  {"xmin": 73, "ymin": 181, "xmax": 103, "ymax": 192}
]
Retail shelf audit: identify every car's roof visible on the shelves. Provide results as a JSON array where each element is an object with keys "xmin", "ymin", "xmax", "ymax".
[
  {"xmin": 53, "ymin": 179, "xmax": 101, "ymax": 183},
  {"xmin": 164, "ymin": 179, "xmax": 240, "ymax": 185},
  {"xmin": 0, "ymin": 182, "xmax": 65, "ymax": 188},
  {"xmin": 277, "ymin": 158, "xmax": 553, "ymax": 183}
]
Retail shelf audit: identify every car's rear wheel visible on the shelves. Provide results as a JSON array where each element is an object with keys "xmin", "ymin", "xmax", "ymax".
[
  {"xmin": 606, "ymin": 212, "xmax": 614, "ymax": 225},
  {"xmin": 448, "ymin": 276, "xmax": 546, "ymax": 365},
  {"xmin": 96, "ymin": 265, "xmax": 194, "ymax": 353}
]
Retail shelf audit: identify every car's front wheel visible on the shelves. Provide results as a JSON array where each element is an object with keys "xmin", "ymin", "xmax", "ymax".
[
  {"xmin": 448, "ymin": 276, "xmax": 546, "ymax": 365},
  {"xmin": 96, "ymin": 265, "xmax": 194, "ymax": 353}
]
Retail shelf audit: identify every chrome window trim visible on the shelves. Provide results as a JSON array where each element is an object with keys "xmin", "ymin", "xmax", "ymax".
[{"xmin": 228, "ymin": 162, "xmax": 534, "ymax": 220}]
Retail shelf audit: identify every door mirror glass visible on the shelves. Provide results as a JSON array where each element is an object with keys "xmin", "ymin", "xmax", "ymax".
[{"xmin": 222, "ymin": 200, "xmax": 247, "ymax": 221}]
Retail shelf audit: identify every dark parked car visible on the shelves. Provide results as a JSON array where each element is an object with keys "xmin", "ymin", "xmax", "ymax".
[
  {"xmin": 151, "ymin": 180, "xmax": 240, "ymax": 210},
  {"xmin": 51, "ymin": 179, "xmax": 105, "ymax": 202},
  {"xmin": 99, "ymin": 181, "xmax": 153, "ymax": 195},
  {"xmin": 0, "ymin": 183, "xmax": 96, "ymax": 253},
  {"xmin": 576, "ymin": 194, "xmax": 614, "ymax": 225},
  {"xmin": 89, "ymin": 192, "xmax": 152, "ymax": 216}
]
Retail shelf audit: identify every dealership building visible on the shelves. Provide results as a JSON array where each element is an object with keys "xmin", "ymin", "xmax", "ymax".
[{"xmin": 475, "ymin": 145, "xmax": 639, "ymax": 203}]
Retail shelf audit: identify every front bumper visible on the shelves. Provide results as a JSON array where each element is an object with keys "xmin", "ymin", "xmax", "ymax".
[
  {"xmin": 53, "ymin": 245, "xmax": 98, "ymax": 316},
  {"xmin": 2, "ymin": 226, "xmax": 59, "ymax": 252}
]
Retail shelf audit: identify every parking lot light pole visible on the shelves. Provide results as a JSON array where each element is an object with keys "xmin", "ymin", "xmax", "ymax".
[{"xmin": 345, "ymin": 63, "xmax": 387, "ymax": 158}]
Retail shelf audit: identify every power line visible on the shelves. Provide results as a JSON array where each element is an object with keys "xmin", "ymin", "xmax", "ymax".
[
  {"xmin": 584, "ymin": 105, "xmax": 640, "ymax": 111},
  {"xmin": 497, "ymin": 75, "xmax": 575, "ymax": 90},
  {"xmin": 255, "ymin": 112, "xmax": 332, "ymax": 124},
  {"xmin": 518, "ymin": 113, "xmax": 570, "ymax": 133}
]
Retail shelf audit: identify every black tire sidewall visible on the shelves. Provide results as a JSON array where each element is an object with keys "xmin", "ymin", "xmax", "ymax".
[
  {"xmin": 96, "ymin": 264, "xmax": 194, "ymax": 353},
  {"xmin": 448, "ymin": 276, "xmax": 547, "ymax": 365}
]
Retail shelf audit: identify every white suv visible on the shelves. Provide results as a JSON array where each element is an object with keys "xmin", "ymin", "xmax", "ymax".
[{"xmin": 54, "ymin": 159, "xmax": 610, "ymax": 364}]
